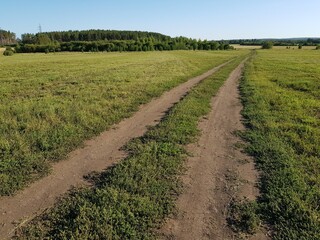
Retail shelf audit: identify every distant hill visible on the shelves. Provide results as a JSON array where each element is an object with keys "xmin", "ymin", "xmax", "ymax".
[{"xmin": 259, "ymin": 37, "xmax": 320, "ymax": 41}]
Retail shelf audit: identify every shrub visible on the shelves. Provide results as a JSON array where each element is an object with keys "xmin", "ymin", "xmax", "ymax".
[
  {"xmin": 3, "ymin": 50, "xmax": 14, "ymax": 56},
  {"xmin": 261, "ymin": 41, "xmax": 273, "ymax": 49},
  {"xmin": 316, "ymin": 45, "xmax": 320, "ymax": 50}
]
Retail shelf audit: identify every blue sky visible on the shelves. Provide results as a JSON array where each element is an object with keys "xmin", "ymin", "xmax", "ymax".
[{"xmin": 1, "ymin": 0, "xmax": 319, "ymax": 40}]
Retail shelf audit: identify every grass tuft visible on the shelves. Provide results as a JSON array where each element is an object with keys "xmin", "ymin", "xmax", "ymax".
[{"xmin": 227, "ymin": 198, "xmax": 261, "ymax": 235}]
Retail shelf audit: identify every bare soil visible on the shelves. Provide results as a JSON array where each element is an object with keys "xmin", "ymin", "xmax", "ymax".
[
  {"xmin": 0, "ymin": 61, "xmax": 230, "ymax": 239},
  {"xmin": 160, "ymin": 61, "xmax": 269, "ymax": 240}
]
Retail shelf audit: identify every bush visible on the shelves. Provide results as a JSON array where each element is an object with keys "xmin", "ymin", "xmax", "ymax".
[
  {"xmin": 3, "ymin": 50, "xmax": 14, "ymax": 56},
  {"xmin": 316, "ymin": 45, "xmax": 320, "ymax": 50},
  {"xmin": 261, "ymin": 41, "xmax": 273, "ymax": 49}
]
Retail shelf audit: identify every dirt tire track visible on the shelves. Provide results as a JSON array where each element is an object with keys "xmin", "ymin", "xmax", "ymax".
[
  {"xmin": 160, "ymin": 60, "xmax": 268, "ymax": 240},
  {"xmin": 0, "ymin": 61, "xmax": 231, "ymax": 239}
]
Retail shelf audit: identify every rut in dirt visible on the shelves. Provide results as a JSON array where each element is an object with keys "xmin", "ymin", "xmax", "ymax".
[
  {"xmin": 160, "ymin": 59, "xmax": 268, "ymax": 240},
  {"xmin": 0, "ymin": 60, "xmax": 231, "ymax": 239}
]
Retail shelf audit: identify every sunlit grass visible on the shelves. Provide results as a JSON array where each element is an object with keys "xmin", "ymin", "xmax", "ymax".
[
  {"xmin": 15, "ymin": 54, "xmax": 247, "ymax": 240},
  {"xmin": 241, "ymin": 49, "xmax": 320, "ymax": 239},
  {"xmin": 0, "ymin": 50, "xmax": 247, "ymax": 195}
]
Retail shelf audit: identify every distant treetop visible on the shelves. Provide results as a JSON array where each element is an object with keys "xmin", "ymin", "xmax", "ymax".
[
  {"xmin": 0, "ymin": 30, "xmax": 16, "ymax": 45},
  {"xmin": 21, "ymin": 30, "xmax": 171, "ymax": 44}
]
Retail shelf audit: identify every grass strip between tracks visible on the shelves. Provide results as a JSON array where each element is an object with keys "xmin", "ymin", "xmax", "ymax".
[{"xmin": 16, "ymin": 56, "xmax": 246, "ymax": 240}]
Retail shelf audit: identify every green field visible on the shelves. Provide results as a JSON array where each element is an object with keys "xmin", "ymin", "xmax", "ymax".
[
  {"xmin": 241, "ymin": 49, "xmax": 320, "ymax": 239},
  {"xmin": 0, "ymin": 50, "xmax": 246, "ymax": 195},
  {"xmin": 3, "ymin": 48, "xmax": 319, "ymax": 239},
  {"xmin": 15, "ymin": 54, "xmax": 246, "ymax": 240}
]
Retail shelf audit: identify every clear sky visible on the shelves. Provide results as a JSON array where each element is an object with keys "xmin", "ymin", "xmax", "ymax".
[{"xmin": 1, "ymin": 0, "xmax": 319, "ymax": 40}]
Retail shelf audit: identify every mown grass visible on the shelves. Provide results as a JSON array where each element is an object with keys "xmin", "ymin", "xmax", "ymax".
[
  {"xmin": 241, "ymin": 49, "xmax": 320, "ymax": 239},
  {"xmin": 14, "ymin": 53, "xmax": 247, "ymax": 239},
  {"xmin": 0, "ymin": 50, "xmax": 247, "ymax": 196}
]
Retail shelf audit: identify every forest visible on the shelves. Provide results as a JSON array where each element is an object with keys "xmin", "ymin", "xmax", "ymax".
[
  {"xmin": 3, "ymin": 29, "xmax": 320, "ymax": 53},
  {"xmin": 13, "ymin": 30, "xmax": 233, "ymax": 53}
]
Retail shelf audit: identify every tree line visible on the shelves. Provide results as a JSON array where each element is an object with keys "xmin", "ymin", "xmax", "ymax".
[
  {"xmin": 0, "ymin": 30, "xmax": 16, "ymax": 45},
  {"xmin": 16, "ymin": 39, "xmax": 232, "ymax": 53},
  {"xmin": 15, "ymin": 30, "xmax": 233, "ymax": 53},
  {"xmin": 229, "ymin": 38, "xmax": 320, "ymax": 46},
  {"xmin": 21, "ymin": 30, "xmax": 170, "ymax": 44}
]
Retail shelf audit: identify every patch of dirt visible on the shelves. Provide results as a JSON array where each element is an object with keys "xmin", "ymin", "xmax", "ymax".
[
  {"xmin": 160, "ymin": 60, "xmax": 269, "ymax": 240},
  {"xmin": 0, "ymin": 61, "xmax": 230, "ymax": 239}
]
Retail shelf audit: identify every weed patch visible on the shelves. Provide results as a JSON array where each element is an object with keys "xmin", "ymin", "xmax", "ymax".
[{"xmin": 228, "ymin": 198, "xmax": 260, "ymax": 235}]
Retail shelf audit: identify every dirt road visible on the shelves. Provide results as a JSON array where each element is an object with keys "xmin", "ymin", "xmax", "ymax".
[
  {"xmin": 160, "ymin": 60, "xmax": 268, "ymax": 239},
  {"xmin": 0, "ymin": 61, "xmax": 231, "ymax": 239}
]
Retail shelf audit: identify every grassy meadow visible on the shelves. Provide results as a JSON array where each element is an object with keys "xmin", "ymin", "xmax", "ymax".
[
  {"xmin": 231, "ymin": 44, "xmax": 261, "ymax": 50},
  {"xmin": 15, "ymin": 54, "xmax": 247, "ymax": 240},
  {"xmin": 241, "ymin": 49, "xmax": 320, "ymax": 239},
  {"xmin": 0, "ymin": 50, "xmax": 247, "ymax": 195}
]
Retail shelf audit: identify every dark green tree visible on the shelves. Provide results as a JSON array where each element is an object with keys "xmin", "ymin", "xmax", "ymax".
[
  {"xmin": 262, "ymin": 41, "xmax": 273, "ymax": 49},
  {"xmin": 36, "ymin": 34, "xmax": 52, "ymax": 45}
]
